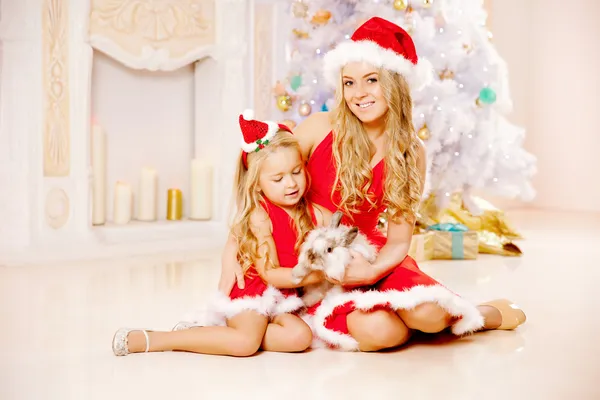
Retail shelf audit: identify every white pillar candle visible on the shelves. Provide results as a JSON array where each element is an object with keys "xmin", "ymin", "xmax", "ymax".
[
  {"xmin": 137, "ymin": 167, "xmax": 157, "ymax": 221},
  {"xmin": 190, "ymin": 159, "xmax": 213, "ymax": 220},
  {"xmin": 113, "ymin": 181, "xmax": 132, "ymax": 225},
  {"xmin": 91, "ymin": 124, "xmax": 106, "ymax": 225}
]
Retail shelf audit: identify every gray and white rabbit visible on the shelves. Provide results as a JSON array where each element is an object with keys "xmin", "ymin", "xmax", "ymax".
[{"xmin": 291, "ymin": 211, "xmax": 378, "ymax": 307}]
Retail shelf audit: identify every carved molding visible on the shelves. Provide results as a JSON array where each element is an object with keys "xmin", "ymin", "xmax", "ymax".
[
  {"xmin": 89, "ymin": 0, "xmax": 216, "ymax": 71},
  {"xmin": 45, "ymin": 188, "xmax": 70, "ymax": 229},
  {"xmin": 42, "ymin": 0, "xmax": 71, "ymax": 177},
  {"xmin": 253, "ymin": 3, "xmax": 273, "ymax": 121}
]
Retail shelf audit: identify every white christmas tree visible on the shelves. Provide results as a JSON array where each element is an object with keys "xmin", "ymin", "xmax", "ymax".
[{"xmin": 274, "ymin": 0, "xmax": 536, "ymax": 211}]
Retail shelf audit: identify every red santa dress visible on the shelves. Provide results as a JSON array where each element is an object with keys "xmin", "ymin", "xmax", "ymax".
[
  {"xmin": 303, "ymin": 132, "xmax": 484, "ymax": 351},
  {"xmin": 207, "ymin": 198, "xmax": 316, "ymax": 322}
]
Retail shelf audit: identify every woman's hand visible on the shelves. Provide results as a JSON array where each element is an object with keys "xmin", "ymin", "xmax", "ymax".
[{"xmin": 327, "ymin": 250, "xmax": 378, "ymax": 288}]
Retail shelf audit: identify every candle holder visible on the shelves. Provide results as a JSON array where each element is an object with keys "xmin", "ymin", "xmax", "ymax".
[{"xmin": 166, "ymin": 188, "xmax": 183, "ymax": 221}]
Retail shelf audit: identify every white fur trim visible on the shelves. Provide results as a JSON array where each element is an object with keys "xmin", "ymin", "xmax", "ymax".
[
  {"xmin": 240, "ymin": 121, "xmax": 281, "ymax": 153},
  {"xmin": 241, "ymin": 139, "xmax": 259, "ymax": 153},
  {"xmin": 200, "ymin": 286, "xmax": 302, "ymax": 321},
  {"xmin": 310, "ymin": 285, "xmax": 485, "ymax": 351},
  {"xmin": 211, "ymin": 286, "xmax": 281, "ymax": 319},
  {"xmin": 242, "ymin": 109, "xmax": 254, "ymax": 121},
  {"xmin": 263, "ymin": 121, "xmax": 280, "ymax": 142},
  {"xmin": 272, "ymin": 293, "xmax": 305, "ymax": 316},
  {"xmin": 181, "ymin": 305, "xmax": 227, "ymax": 327},
  {"xmin": 323, "ymin": 40, "xmax": 434, "ymax": 91},
  {"xmin": 300, "ymin": 313, "xmax": 328, "ymax": 350}
]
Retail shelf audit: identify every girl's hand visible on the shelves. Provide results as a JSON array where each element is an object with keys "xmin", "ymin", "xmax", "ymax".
[
  {"xmin": 327, "ymin": 250, "xmax": 378, "ymax": 288},
  {"xmin": 218, "ymin": 261, "xmax": 245, "ymax": 294}
]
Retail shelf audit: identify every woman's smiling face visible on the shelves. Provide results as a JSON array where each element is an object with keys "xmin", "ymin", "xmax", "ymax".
[{"xmin": 342, "ymin": 62, "xmax": 388, "ymax": 125}]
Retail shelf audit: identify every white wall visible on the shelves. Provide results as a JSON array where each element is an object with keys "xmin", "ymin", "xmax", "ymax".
[{"xmin": 490, "ymin": 0, "xmax": 600, "ymax": 212}]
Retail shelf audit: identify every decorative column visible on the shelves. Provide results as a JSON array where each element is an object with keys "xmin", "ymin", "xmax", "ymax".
[
  {"xmin": 0, "ymin": 0, "xmax": 41, "ymax": 250},
  {"xmin": 216, "ymin": 0, "xmax": 250, "ymax": 223}
]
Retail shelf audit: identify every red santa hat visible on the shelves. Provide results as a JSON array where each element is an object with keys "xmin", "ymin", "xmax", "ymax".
[
  {"xmin": 239, "ymin": 109, "xmax": 293, "ymax": 167},
  {"xmin": 323, "ymin": 17, "xmax": 433, "ymax": 91}
]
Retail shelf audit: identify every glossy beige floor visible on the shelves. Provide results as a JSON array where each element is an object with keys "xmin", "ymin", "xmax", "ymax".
[{"xmin": 1, "ymin": 209, "xmax": 599, "ymax": 400}]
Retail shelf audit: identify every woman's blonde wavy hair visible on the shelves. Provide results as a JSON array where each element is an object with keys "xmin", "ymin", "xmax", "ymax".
[
  {"xmin": 230, "ymin": 131, "xmax": 315, "ymax": 276},
  {"xmin": 331, "ymin": 68, "xmax": 422, "ymax": 224}
]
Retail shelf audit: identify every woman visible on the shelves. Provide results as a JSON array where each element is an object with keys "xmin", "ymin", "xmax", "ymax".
[{"xmin": 220, "ymin": 17, "xmax": 525, "ymax": 352}]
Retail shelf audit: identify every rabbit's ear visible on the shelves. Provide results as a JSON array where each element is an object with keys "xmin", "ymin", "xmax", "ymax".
[
  {"xmin": 330, "ymin": 211, "xmax": 344, "ymax": 228},
  {"xmin": 342, "ymin": 227, "xmax": 359, "ymax": 246}
]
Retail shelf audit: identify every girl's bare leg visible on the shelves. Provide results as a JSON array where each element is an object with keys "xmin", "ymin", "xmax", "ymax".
[
  {"xmin": 126, "ymin": 311, "xmax": 269, "ymax": 357},
  {"xmin": 261, "ymin": 313, "xmax": 312, "ymax": 352}
]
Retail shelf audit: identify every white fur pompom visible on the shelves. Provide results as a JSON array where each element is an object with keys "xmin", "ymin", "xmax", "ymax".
[{"xmin": 242, "ymin": 109, "xmax": 254, "ymax": 121}]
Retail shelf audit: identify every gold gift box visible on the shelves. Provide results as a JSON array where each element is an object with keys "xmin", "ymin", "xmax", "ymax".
[
  {"xmin": 430, "ymin": 230, "xmax": 478, "ymax": 260},
  {"xmin": 417, "ymin": 193, "xmax": 523, "ymax": 257},
  {"xmin": 408, "ymin": 232, "xmax": 435, "ymax": 262}
]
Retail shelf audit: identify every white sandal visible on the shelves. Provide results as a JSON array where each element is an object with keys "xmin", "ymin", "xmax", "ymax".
[
  {"xmin": 112, "ymin": 328, "xmax": 150, "ymax": 356},
  {"xmin": 171, "ymin": 321, "xmax": 201, "ymax": 331}
]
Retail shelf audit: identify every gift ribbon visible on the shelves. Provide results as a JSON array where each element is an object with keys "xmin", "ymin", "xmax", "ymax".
[
  {"xmin": 450, "ymin": 232, "xmax": 464, "ymax": 259},
  {"xmin": 428, "ymin": 222, "xmax": 469, "ymax": 232}
]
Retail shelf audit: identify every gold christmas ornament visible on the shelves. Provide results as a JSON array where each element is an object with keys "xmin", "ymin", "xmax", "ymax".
[
  {"xmin": 291, "ymin": 1, "xmax": 308, "ymax": 18},
  {"xmin": 298, "ymin": 102, "xmax": 312, "ymax": 117},
  {"xmin": 292, "ymin": 29, "xmax": 309, "ymax": 39},
  {"xmin": 417, "ymin": 124, "xmax": 431, "ymax": 140},
  {"xmin": 393, "ymin": 0, "xmax": 408, "ymax": 11},
  {"xmin": 280, "ymin": 119, "xmax": 297, "ymax": 130},
  {"xmin": 311, "ymin": 9, "xmax": 332, "ymax": 25},
  {"xmin": 276, "ymin": 95, "xmax": 292, "ymax": 112},
  {"xmin": 423, "ymin": 0, "xmax": 433, "ymax": 8},
  {"xmin": 439, "ymin": 68, "xmax": 455, "ymax": 80}
]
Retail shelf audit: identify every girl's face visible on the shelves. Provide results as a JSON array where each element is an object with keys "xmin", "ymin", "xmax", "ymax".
[
  {"xmin": 342, "ymin": 62, "xmax": 389, "ymax": 125},
  {"xmin": 258, "ymin": 147, "xmax": 307, "ymax": 209}
]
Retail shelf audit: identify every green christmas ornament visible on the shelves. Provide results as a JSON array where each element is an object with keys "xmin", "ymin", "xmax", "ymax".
[
  {"xmin": 478, "ymin": 87, "xmax": 497, "ymax": 105},
  {"xmin": 290, "ymin": 75, "xmax": 303, "ymax": 91}
]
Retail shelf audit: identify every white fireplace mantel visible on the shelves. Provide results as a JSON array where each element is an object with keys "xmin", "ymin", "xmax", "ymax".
[{"xmin": 0, "ymin": 0, "xmax": 260, "ymax": 265}]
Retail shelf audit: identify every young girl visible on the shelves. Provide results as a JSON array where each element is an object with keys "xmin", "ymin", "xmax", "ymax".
[
  {"xmin": 112, "ymin": 110, "xmax": 326, "ymax": 357},
  {"xmin": 221, "ymin": 17, "xmax": 526, "ymax": 352}
]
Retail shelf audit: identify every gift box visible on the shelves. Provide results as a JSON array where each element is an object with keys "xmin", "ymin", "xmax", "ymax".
[
  {"xmin": 427, "ymin": 223, "xmax": 478, "ymax": 260},
  {"xmin": 408, "ymin": 231, "xmax": 434, "ymax": 262},
  {"xmin": 417, "ymin": 193, "xmax": 523, "ymax": 256}
]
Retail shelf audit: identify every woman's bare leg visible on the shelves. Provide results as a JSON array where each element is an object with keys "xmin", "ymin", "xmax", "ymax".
[
  {"xmin": 126, "ymin": 311, "xmax": 269, "ymax": 357},
  {"xmin": 397, "ymin": 303, "xmax": 455, "ymax": 333},
  {"xmin": 397, "ymin": 302, "xmax": 505, "ymax": 333},
  {"xmin": 261, "ymin": 313, "xmax": 312, "ymax": 352},
  {"xmin": 347, "ymin": 309, "xmax": 412, "ymax": 352}
]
